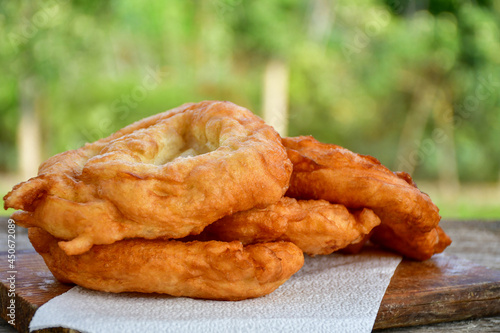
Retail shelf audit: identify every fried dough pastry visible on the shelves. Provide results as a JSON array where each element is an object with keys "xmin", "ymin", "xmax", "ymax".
[
  {"xmin": 29, "ymin": 228, "xmax": 304, "ymax": 301},
  {"xmin": 200, "ymin": 197, "xmax": 381, "ymax": 256},
  {"xmin": 370, "ymin": 225, "xmax": 452, "ymax": 261},
  {"xmin": 282, "ymin": 136, "xmax": 451, "ymax": 260},
  {"xmin": 4, "ymin": 101, "xmax": 292, "ymax": 255}
]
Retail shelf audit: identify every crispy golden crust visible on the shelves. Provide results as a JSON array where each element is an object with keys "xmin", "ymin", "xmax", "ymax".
[
  {"xmin": 29, "ymin": 228, "xmax": 304, "ymax": 301},
  {"xmin": 282, "ymin": 136, "xmax": 450, "ymax": 260},
  {"xmin": 200, "ymin": 197, "xmax": 381, "ymax": 256},
  {"xmin": 4, "ymin": 101, "xmax": 292, "ymax": 255},
  {"xmin": 371, "ymin": 225, "xmax": 452, "ymax": 261}
]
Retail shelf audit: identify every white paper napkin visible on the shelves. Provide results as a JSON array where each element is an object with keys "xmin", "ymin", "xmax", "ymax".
[{"xmin": 30, "ymin": 248, "xmax": 402, "ymax": 333}]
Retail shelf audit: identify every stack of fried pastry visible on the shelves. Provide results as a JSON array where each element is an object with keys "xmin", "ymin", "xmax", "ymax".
[{"xmin": 4, "ymin": 101, "xmax": 451, "ymax": 301}]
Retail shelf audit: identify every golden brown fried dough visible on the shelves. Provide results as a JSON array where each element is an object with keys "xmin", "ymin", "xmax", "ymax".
[
  {"xmin": 29, "ymin": 228, "xmax": 304, "ymax": 301},
  {"xmin": 5, "ymin": 101, "xmax": 292, "ymax": 255},
  {"xmin": 201, "ymin": 197, "xmax": 381, "ymax": 256},
  {"xmin": 282, "ymin": 136, "xmax": 450, "ymax": 260},
  {"xmin": 370, "ymin": 225, "xmax": 452, "ymax": 261}
]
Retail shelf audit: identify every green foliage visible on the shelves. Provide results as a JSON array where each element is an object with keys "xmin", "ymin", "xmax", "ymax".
[{"xmin": 0, "ymin": 0, "xmax": 499, "ymax": 182}]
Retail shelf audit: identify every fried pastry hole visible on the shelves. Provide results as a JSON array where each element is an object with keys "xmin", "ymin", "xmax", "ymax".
[{"xmin": 149, "ymin": 116, "xmax": 214, "ymax": 165}]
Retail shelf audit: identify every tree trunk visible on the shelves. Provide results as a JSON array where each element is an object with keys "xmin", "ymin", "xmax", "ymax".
[
  {"xmin": 18, "ymin": 78, "xmax": 42, "ymax": 180},
  {"xmin": 433, "ymin": 96, "xmax": 460, "ymax": 198},
  {"xmin": 262, "ymin": 59, "xmax": 289, "ymax": 137},
  {"xmin": 395, "ymin": 80, "xmax": 435, "ymax": 174}
]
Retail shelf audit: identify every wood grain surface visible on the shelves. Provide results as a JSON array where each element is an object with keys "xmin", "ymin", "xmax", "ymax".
[
  {"xmin": 374, "ymin": 255, "xmax": 500, "ymax": 329},
  {"xmin": 1, "ymin": 219, "xmax": 500, "ymax": 333}
]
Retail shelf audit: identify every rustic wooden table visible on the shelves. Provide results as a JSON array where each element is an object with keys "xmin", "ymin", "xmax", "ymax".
[{"xmin": 1, "ymin": 218, "xmax": 499, "ymax": 332}]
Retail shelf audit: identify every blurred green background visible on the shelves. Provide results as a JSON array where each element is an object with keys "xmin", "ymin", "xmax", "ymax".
[{"xmin": 1, "ymin": 0, "xmax": 499, "ymax": 218}]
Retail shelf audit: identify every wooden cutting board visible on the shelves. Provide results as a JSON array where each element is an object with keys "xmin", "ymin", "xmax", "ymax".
[{"xmin": 1, "ymin": 250, "xmax": 500, "ymax": 333}]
